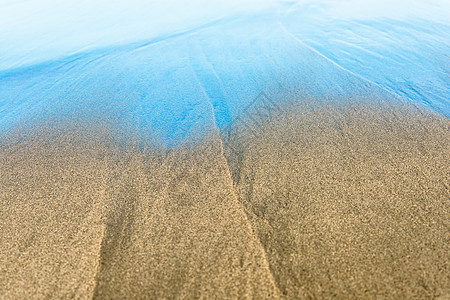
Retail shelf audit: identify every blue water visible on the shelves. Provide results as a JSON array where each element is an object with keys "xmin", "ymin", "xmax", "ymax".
[
  {"xmin": 279, "ymin": 0, "xmax": 450, "ymax": 116},
  {"xmin": 1, "ymin": 0, "xmax": 449, "ymax": 146}
]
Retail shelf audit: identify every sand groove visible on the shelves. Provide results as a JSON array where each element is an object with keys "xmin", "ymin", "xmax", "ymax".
[{"xmin": 215, "ymin": 133, "xmax": 282, "ymax": 296}]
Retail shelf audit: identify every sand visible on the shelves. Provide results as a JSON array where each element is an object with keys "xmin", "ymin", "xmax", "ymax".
[
  {"xmin": 1, "ymin": 96, "xmax": 449, "ymax": 299},
  {"xmin": 0, "ymin": 118, "xmax": 279, "ymax": 299},
  {"xmin": 223, "ymin": 96, "xmax": 450, "ymax": 299}
]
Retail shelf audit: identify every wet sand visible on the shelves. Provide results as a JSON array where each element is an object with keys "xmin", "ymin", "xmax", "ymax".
[
  {"xmin": 1, "ymin": 96, "xmax": 449, "ymax": 299},
  {"xmin": 0, "ymin": 119, "xmax": 278, "ymax": 299},
  {"xmin": 224, "ymin": 97, "xmax": 450, "ymax": 299}
]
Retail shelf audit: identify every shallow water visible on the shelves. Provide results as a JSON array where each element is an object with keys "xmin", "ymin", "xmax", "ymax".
[
  {"xmin": 279, "ymin": 0, "xmax": 450, "ymax": 116},
  {"xmin": 0, "ymin": 0, "xmax": 449, "ymax": 146}
]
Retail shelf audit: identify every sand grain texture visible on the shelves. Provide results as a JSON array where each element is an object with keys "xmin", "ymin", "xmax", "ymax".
[
  {"xmin": 0, "ymin": 119, "xmax": 280, "ymax": 299},
  {"xmin": 224, "ymin": 98, "xmax": 450, "ymax": 299},
  {"xmin": 1, "ymin": 96, "xmax": 449, "ymax": 299}
]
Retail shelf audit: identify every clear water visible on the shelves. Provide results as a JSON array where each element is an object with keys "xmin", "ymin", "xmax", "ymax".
[{"xmin": 1, "ymin": 0, "xmax": 449, "ymax": 146}]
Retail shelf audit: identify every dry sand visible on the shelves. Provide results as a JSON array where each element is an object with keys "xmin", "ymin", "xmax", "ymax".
[{"xmin": 0, "ymin": 96, "xmax": 449, "ymax": 299}]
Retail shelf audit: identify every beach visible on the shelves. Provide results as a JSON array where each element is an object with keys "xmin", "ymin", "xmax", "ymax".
[
  {"xmin": 224, "ymin": 97, "xmax": 450, "ymax": 298},
  {"xmin": 1, "ymin": 95, "xmax": 449, "ymax": 299}
]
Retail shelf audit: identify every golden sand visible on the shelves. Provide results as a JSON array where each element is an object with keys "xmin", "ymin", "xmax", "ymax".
[
  {"xmin": 224, "ymin": 97, "xmax": 450, "ymax": 299},
  {"xmin": 1, "ymin": 97, "xmax": 449, "ymax": 299},
  {"xmin": 0, "ymin": 120, "xmax": 278, "ymax": 299}
]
